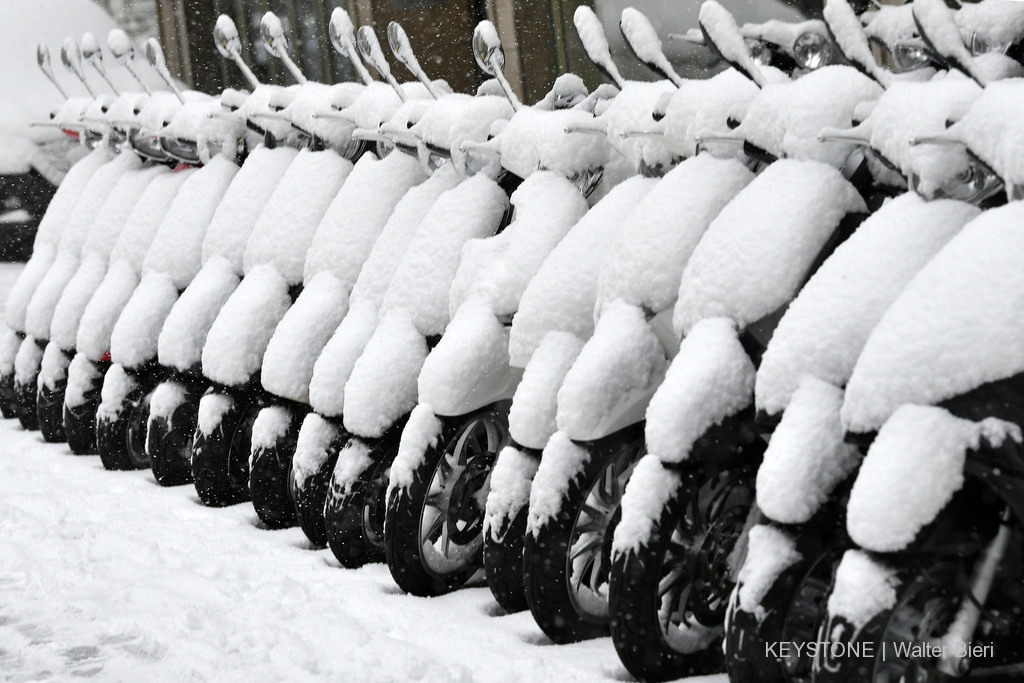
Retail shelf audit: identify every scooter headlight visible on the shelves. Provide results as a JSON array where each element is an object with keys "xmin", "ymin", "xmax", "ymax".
[
  {"xmin": 744, "ymin": 38, "xmax": 773, "ymax": 66},
  {"xmin": 970, "ymin": 32, "xmax": 1012, "ymax": 57},
  {"xmin": 160, "ymin": 136, "xmax": 201, "ymax": 165},
  {"xmin": 793, "ymin": 31, "xmax": 832, "ymax": 70},
  {"xmin": 129, "ymin": 129, "xmax": 165, "ymax": 160},
  {"xmin": 892, "ymin": 42, "xmax": 931, "ymax": 72}
]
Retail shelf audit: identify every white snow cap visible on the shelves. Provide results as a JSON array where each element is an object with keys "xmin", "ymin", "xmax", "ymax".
[
  {"xmin": 645, "ymin": 318, "xmax": 755, "ymax": 462},
  {"xmin": 380, "ymin": 173, "xmax": 508, "ymax": 337},
  {"xmin": 739, "ymin": 65, "xmax": 882, "ymax": 167},
  {"xmin": 291, "ymin": 413, "xmax": 339, "ymax": 487},
  {"xmin": 862, "ymin": 4, "xmax": 920, "ymax": 49},
  {"xmin": 597, "ymin": 154, "xmax": 753, "ymax": 317},
  {"xmin": 827, "ymin": 550, "xmax": 899, "ymax": 630},
  {"xmin": 495, "ymin": 108, "xmax": 612, "ymax": 181},
  {"xmin": 596, "ymin": 80, "xmax": 677, "ymax": 174},
  {"xmin": 842, "ymin": 201, "xmax": 1024, "ymax": 434},
  {"xmin": 410, "ymin": 94, "xmax": 513, "ymax": 152},
  {"xmin": 736, "ymin": 525, "xmax": 802, "ymax": 617},
  {"xmin": 387, "ymin": 404, "xmax": 442, "ymax": 496},
  {"xmin": 847, "ymin": 404, "xmax": 1020, "ymax": 552},
  {"xmin": 484, "ymin": 445, "xmax": 540, "ymax": 540},
  {"xmin": 661, "ymin": 69, "xmax": 759, "ymax": 159},
  {"xmin": 954, "ymin": 79, "xmax": 1024, "ymax": 188},
  {"xmin": 110, "ymin": 168, "xmax": 195, "ymax": 269},
  {"xmin": 76, "ymin": 261, "xmax": 138, "ymax": 361},
  {"xmin": 157, "ymin": 257, "xmax": 240, "ymax": 371},
  {"xmin": 201, "ymin": 145, "xmax": 299, "ymax": 271},
  {"xmin": 957, "ymin": 0, "xmax": 1024, "ymax": 47},
  {"xmin": 109, "ymin": 270, "xmax": 179, "ymax": 369},
  {"xmin": 756, "ymin": 194, "xmax": 978, "ymax": 416},
  {"xmin": 613, "ymin": 455, "xmax": 682, "ymax": 555},
  {"xmin": 756, "ymin": 378, "xmax": 861, "ymax": 524},
  {"xmin": 508, "ymin": 331, "xmax": 585, "ymax": 449},
  {"xmin": 675, "ymin": 160, "xmax": 867, "ymax": 336},
  {"xmin": 527, "ymin": 431, "xmax": 591, "ymax": 534},
  {"xmin": 242, "ymin": 149, "xmax": 352, "ymax": 284},
  {"xmin": 450, "ymin": 172, "xmax": 588, "ymax": 318},
  {"xmin": 510, "ymin": 176, "xmax": 657, "ymax": 367},
  {"xmin": 143, "ymin": 156, "xmax": 240, "ymax": 289}
]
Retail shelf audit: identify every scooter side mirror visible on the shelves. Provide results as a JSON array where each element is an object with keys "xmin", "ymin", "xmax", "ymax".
[
  {"xmin": 912, "ymin": 0, "xmax": 985, "ymax": 85},
  {"xmin": 61, "ymin": 38, "xmax": 97, "ymax": 96},
  {"xmin": 108, "ymin": 29, "xmax": 151, "ymax": 94},
  {"xmin": 81, "ymin": 32, "xmax": 119, "ymax": 94},
  {"xmin": 37, "ymin": 42, "xmax": 68, "ymax": 99},
  {"xmin": 329, "ymin": 8, "xmax": 374, "ymax": 85},
  {"xmin": 698, "ymin": 1, "xmax": 768, "ymax": 88},
  {"xmin": 619, "ymin": 7, "xmax": 684, "ymax": 86},
  {"xmin": 822, "ymin": 0, "xmax": 891, "ymax": 88},
  {"xmin": 214, "ymin": 15, "xmax": 260, "ymax": 88},
  {"xmin": 387, "ymin": 21, "xmax": 439, "ymax": 98},
  {"xmin": 357, "ymin": 26, "xmax": 404, "ymax": 99},
  {"xmin": 145, "ymin": 38, "xmax": 184, "ymax": 102},
  {"xmin": 261, "ymin": 11, "xmax": 307, "ymax": 83},
  {"xmin": 472, "ymin": 21, "xmax": 521, "ymax": 110},
  {"xmin": 573, "ymin": 6, "xmax": 625, "ymax": 88}
]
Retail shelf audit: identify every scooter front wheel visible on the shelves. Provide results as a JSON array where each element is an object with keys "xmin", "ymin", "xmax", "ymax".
[
  {"xmin": 0, "ymin": 370, "xmax": 17, "ymax": 419},
  {"xmin": 14, "ymin": 375, "xmax": 38, "ymax": 430},
  {"xmin": 249, "ymin": 409, "xmax": 301, "ymax": 529},
  {"xmin": 483, "ymin": 503, "xmax": 529, "ymax": 613},
  {"xmin": 608, "ymin": 461, "xmax": 756, "ymax": 682},
  {"xmin": 384, "ymin": 408, "xmax": 508, "ymax": 597},
  {"xmin": 323, "ymin": 444, "xmax": 393, "ymax": 568},
  {"xmin": 148, "ymin": 398, "xmax": 198, "ymax": 486},
  {"xmin": 97, "ymin": 388, "xmax": 151, "ymax": 471},
  {"xmin": 191, "ymin": 394, "xmax": 255, "ymax": 507},
  {"xmin": 37, "ymin": 380, "xmax": 67, "ymax": 443}
]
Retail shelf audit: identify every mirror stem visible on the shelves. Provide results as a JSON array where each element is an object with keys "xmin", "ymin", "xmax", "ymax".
[{"xmin": 488, "ymin": 56, "xmax": 521, "ymax": 111}]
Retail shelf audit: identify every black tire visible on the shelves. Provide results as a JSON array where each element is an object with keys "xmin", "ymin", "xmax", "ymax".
[
  {"xmin": 292, "ymin": 446, "xmax": 338, "ymax": 548},
  {"xmin": 384, "ymin": 407, "xmax": 509, "ymax": 597},
  {"xmin": 608, "ymin": 460, "xmax": 757, "ymax": 682},
  {"xmin": 249, "ymin": 406, "xmax": 303, "ymax": 529},
  {"xmin": 0, "ymin": 370, "xmax": 18, "ymax": 419},
  {"xmin": 96, "ymin": 387, "xmax": 151, "ymax": 471},
  {"xmin": 484, "ymin": 503, "xmax": 530, "ymax": 613},
  {"xmin": 323, "ymin": 435, "xmax": 396, "ymax": 568},
  {"xmin": 63, "ymin": 360, "xmax": 107, "ymax": 455},
  {"xmin": 37, "ymin": 379, "xmax": 67, "ymax": 443},
  {"xmin": 14, "ymin": 375, "xmax": 38, "ymax": 430},
  {"xmin": 147, "ymin": 391, "xmax": 198, "ymax": 486},
  {"xmin": 521, "ymin": 427, "xmax": 644, "ymax": 644},
  {"xmin": 191, "ymin": 391, "xmax": 255, "ymax": 507}
]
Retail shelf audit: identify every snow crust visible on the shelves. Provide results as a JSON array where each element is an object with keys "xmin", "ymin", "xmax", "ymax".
[
  {"xmin": 200, "ymin": 145, "xmax": 299, "ymax": 271},
  {"xmin": 410, "ymin": 94, "xmax": 513, "ymax": 152},
  {"xmin": 827, "ymin": 550, "xmax": 899, "ymax": 629},
  {"xmin": 109, "ymin": 169, "xmax": 195, "ymax": 269},
  {"xmin": 387, "ymin": 404, "xmax": 442, "ymax": 496},
  {"xmin": 527, "ymin": 431, "xmax": 590, "ymax": 534},
  {"xmin": 954, "ymin": 79, "xmax": 1024, "ymax": 187},
  {"xmin": 292, "ymin": 413, "xmax": 339, "ymax": 487},
  {"xmin": 109, "ymin": 271, "xmax": 179, "ymax": 370},
  {"xmin": 342, "ymin": 309, "xmax": 428, "ymax": 438},
  {"xmin": 143, "ymin": 156, "xmax": 239, "ymax": 290},
  {"xmin": 494, "ymin": 109, "xmax": 611, "ymax": 181},
  {"xmin": 842, "ymin": 201, "xmax": 1024, "ymax": 433},
  {"xmin": 484, "ymin": 446, "xmax": 540, "ymax": 541},
  {"xmin": 307, "ymin": 305, "xmax": 378, "ymax": 418},
  {"xmin": 508, "ymin": 332, "xmax": 585, "ymax": 450},
  {"xmin": 13, "ymin": 336, "xmax": 43, "ymax": 386},
  {"xmin": 556, "ymin": 301, "xmax": 666, "ymax": 439},
  {"xmin": 147, "ymin": 381, "xmax": 187, "ymax": 423},
  {"xmin": 96, "ymin": 363, "xmax": 135, "ymax": 421},
  {"xmin": 65, "ymin": 353, "xmax": 102, "ymax": 409},
  {"xmin": 157, "ymin": 257, "xmax": 240, "ymax": 371},
  {"xmin": 510, "ymin": 176, "xmax": 657, "ymax": 367},
  {"xmin": 756, "ymin": 378, "xmax": 861, "ymax": 524},
  {"xmin": 756, "ymin": 194, "xmax": 978, "ymax": 416},
  {"xmin": 201, "ymin": 264, "xmax": 292, "ymax": 387},
  {"xmin": 38, "ymin": 341, "xmax": 71, "ymax": 390},
  {"xmin": 862, "ymin": 4, "xmax": 919, "ymax": 49},
  {"xmin": 242, "ymin": 149, "xmax": 352, "ymax": 284},
  {"xmin": 612, "ymin": 456, "xmax": 681, "ymax": 555},
  {"xmin": 736, "ymin": 525, "xmax": 802, "ymax": 617},
  {"xmin": 597, "ymin": 154, "xmax": 752, "ymax": 316},
  {"xmin": 48, "ymin": 258, "xmax": 112, "ymax": 350},
  {"xmin": 0, "ymin": 326, "xmax": 20, "ymax": 375},
  {"xmin": 675, "ymin": 160, "xmax": 867, "ymax": 336},
  {"xmin": 847, "ymin": 404, "xmax": 1020, "ymax": 552},
  {"xmin": 595, "ymin": 80, "xmax": 677, "ymax": 174},
  {"xmin": 645, "ymin": 318, "xmax": 755, "ymax": 462},
  {"xmin": 661, "ymin": 69, "xmax": 759, "ymax": 159},
  {"xmin": 260, "ymin": 272, "xmax": 348, "ymax": 401},
  {"xmin": 250, "ymin": 406, "xmax": 291, "ymax": 457},
  {"xmin": 956, "ymin": 0, "xmax": 1024, "ymax": 46},
  {"xmin": 197, "ymin": 392, "xmax": 233, "ymax": 437}
]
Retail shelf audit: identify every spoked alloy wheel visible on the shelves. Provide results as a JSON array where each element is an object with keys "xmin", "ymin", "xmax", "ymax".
[
  {"xmin": 522, "ymin": 428, "xmax": 643, "ymax": 643},
  {"xmin": 385, "ymin": 407, "xmax": 509, "ymax": 596},
  {"xmin": 609, "ymin": 461, "xmax": 756, "ymax": 681}
]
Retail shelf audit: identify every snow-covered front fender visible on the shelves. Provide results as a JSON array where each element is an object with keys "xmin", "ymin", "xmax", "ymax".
[
  {"xmin": 158, "ymin": 257, "xmax": 240, "ymax": 372},
  {"xmin": 417, "ymin": 300, "xmax": 518, "ymax": 418},
  {"xmin": 556, "ymin": 301, "xmax": 671, "ymax": 442},
  {"xmin": 307, "ymin": 303, "xmax": 377, "ymax": 418},
  {"xmin": 109, "ymin": 270, "xmax": 180, "ymax": 370},
  {"xmin": 644, "ymin": 318, "xmax": 756, "ymax": 464},
  {"xmin": 508, "ymin": 331, "xmax": 585, "ymax": 450},
  {"xmin": 846, "ymin": 404, "xmax": 1021, "ymax": 553}
]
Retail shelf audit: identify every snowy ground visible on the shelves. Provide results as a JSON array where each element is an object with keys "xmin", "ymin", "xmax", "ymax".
[{"xmin": 0, "ymin": 260, "xmax": 726, "ymax": 681}]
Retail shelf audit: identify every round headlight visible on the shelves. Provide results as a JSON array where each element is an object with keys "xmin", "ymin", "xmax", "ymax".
[
  {"xmin": 793, "ymin": 31, "xmax": 833, "ymax": 70},
  {"xmin": 744, "ymin": 38, "xmax": 773, "ymax": 66},
  {"xmin": 892, "ymin": 43, "xmax": 931, "ymax": 72},
  {"xmin": 970, "ymin": 32, "xmax": 1012, "ymax": 57}
]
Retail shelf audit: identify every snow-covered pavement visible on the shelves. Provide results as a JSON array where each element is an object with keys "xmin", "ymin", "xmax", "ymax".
[{"xmin": 0, "ymin": 260, "xmax": 727, "ymax": 681}]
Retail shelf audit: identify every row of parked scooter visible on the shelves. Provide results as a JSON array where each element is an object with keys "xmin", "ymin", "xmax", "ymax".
[{"xmin": 5, "ymin": 0, "xmax": 1024, "ymax": 679}]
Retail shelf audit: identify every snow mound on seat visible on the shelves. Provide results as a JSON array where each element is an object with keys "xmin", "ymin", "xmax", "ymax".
[
  {"xmin": 675, "ymin": 160, "xmax": 867, "ymax": 335},
  {"xmin": 842, "ymin": 201, "xmax": 1024, "ymax": 433},
  {"xmin": 756, "ymin": 194, "xmax": 978, "ymax": 416}
]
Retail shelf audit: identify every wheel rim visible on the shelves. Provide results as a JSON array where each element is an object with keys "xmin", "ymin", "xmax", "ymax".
[
  {"xmin": 656, "ymin": 467, "xmax": 754, "ymax": 652},
  {"xmin": 566, "ymin": 443, "xmax": 639, "ymax": 622},
  {"xmin": 873, "ymin": 572, "xmax": 959, "ymax": 683},
  {"xmin": 417, "ymin": 413, "xmax": 506, "ymax": 578}
]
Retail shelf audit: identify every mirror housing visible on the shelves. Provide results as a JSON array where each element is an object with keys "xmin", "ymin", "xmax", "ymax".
[
  {"xmin": 573, "ymin": 6, "xmax": 625, "ymax": 88},
  {"xmin": 356, "ymin": 26, "xmax": 405, "ymax": 100},
  {"xmin": 81, "ymin": 32, "xmax": 120, "ymax": 94},
  {"xmin": 61, "ymin": 38, "xmax": 97, "ymax": 96},
  {"xmin": 387, "ymin": 21, "xmax": 439, "ymax": 98},
  {"xmin": 108, "ymin": 29, "xmax": 150, "ymax": 93},
  {"xmin": 472, "ymin": 21, "xmax": 520, "ymax": 110},
  {"xmin": 329, "ymin": 8, "xmax": 374, "ymax": 85},
  {"xmin": 145, "ymin": 38, "xmax": 184, "ymax": 102},
  {"xmin": 619, "ymin": 8, "xmax": 683, "ymax": 86},
  {"xmin": 260, "ymin": 12, "xmax": 307, "ymax": 83},
  {"xmin": 37, "ymin": 42, "xmax": 68, "ymax": 98}
]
